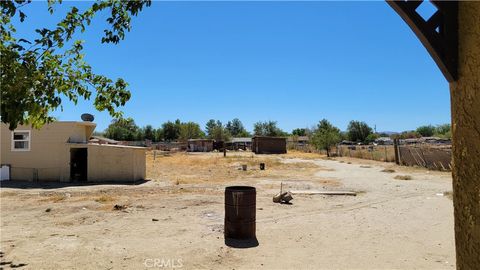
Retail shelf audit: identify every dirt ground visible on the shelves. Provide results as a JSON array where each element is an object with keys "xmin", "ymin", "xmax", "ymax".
[{"xmin": 0, "ymin": 151, "xmax": 455, "ymax": 269}]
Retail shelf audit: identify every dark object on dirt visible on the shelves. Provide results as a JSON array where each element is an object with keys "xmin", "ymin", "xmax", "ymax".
[
  {"xmin": 260, "ymin": 163, "xmax": 265, "ymax": 170},
  {"xmin": 360, "ymin": 165, "xmax": 372, "ymax": 168},
  {"xmin": 225, "ymin": 186, "xmax": 256, "ymax": 241},
  {"xmin": 45, "ymin": 208, "xmax": 51, "ymax": 212},
  {"xmin": 241, "ymin": 165, "xmax": 247, "ymax": 171},
  {"xmin": 273, "ymin": 192, "xmax": 294, "ymax": 204},
  {"xmin": 394, "ymin": 175, "xmax": 412, "ymax": 180},
  {"xmin": 381, "ymin": 168, "xmax": 396, "ymax": 173},
  {"xmin": 152, "ymin": 218, "xmax": 159, "ymax": 222},
  {"xmin": 113, "ymin": 204, "xmax": 127, "ymax": 211}
]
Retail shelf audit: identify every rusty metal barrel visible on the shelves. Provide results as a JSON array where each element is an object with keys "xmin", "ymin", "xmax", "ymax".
[{"xmin": 224, "ymin": 186, "xmax": 256, "ymax": 240}]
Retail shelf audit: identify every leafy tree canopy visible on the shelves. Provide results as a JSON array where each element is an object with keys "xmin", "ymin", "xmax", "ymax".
[
  {"xmin": 253, "ymin": 121, "xmax": 286, "ymax": 137},
  {"xmin": 104, "ymin": 117, "xmax": 139, "ymax": 141},
  {"xmin": 292, "ymin": 128, "xmax": 306, "ymax": 136},
  {"xmin": 179, "ymin": 121, "xmax": 205, "ymax": 141},
  {"xmin": 310, "ymin": 119, "xmax": 341, "ymax": 157},
  {"xmin": 226, "ymin": 118, "xmax": 249, "ymax": 137},
  {"xmin": 205, "ymin": 119, "xmax": 230, "ymax": 141},
  {"xmin": 1, "ymin": 0, "xmax": 151, "ymax": 130},
  {"xmin": 162, "ymin": 119, "xmax": 181, "ymax": 142},
  {"xmin": 416, "ymin": 125, "xmax": 436, "ymax": 137},
  {"xmin": 347, "ymin": 120, "xmax": 373, "ymax": 143}
]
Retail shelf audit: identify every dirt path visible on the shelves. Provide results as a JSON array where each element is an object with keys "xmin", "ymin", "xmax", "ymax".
[{"xmin": 0, "ymin": 156, "xmax": 455, "ymax": 269}]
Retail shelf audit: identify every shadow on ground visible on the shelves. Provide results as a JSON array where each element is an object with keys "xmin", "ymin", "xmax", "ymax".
[
  {"xmin": 224, "ymin": 237, "xmax": 259, "ymax": 249},
  {"xmin": 0, "ymin": 179, "xmax": 150, "ymax": 190}
]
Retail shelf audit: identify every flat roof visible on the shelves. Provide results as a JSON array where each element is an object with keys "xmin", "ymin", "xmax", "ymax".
[
  {"xmin": 252, "ymin": 136, "xmax": 287, "ymax": 140},
  {"xmin": 68, "ymin": 142, "xmax": 147, "ymax": 150}
]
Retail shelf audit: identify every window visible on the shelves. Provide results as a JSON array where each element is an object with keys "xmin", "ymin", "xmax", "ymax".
[{"xmin": 11, "ymin": 130, "xmax": 31, "ymax": 151}]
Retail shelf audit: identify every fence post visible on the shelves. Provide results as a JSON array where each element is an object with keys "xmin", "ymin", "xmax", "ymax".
[{"xmin": 394, "ymin": 139, "xmax": 400, "ymax": 165}]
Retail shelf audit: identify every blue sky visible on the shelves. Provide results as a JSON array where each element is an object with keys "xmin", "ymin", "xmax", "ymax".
[{"xmin": 16, "ymin": 1, "xmax": 450, "ymax": 133}]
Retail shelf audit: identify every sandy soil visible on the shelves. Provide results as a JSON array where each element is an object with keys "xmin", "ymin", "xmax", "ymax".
[{"xmin": 0, "ymin": 152, "xmax": 455, "ymax": 269}]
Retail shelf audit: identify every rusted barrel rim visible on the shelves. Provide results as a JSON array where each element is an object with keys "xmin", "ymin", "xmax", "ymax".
[{"xmin": 225, "ymin": 186, "xmax": 255, "ymax": 191}]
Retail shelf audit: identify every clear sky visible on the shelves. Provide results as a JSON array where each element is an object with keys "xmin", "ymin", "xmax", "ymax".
[{"xmin": 15, "ymin": 1, "xmax": 450, "ymax": 133}]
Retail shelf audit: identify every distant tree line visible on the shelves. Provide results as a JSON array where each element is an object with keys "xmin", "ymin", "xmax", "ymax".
[
  {"xmin": 102, "ymin": 118, "xmax": 253, "ymax": 142},
  {"xmin": 101, "ymin": 117, "xmax": 451, "ymax": 150}
]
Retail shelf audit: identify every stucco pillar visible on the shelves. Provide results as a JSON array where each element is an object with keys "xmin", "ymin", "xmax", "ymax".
[{"xmin": 450, "ymin": 2, "xmax": 480, "ymax": 269}]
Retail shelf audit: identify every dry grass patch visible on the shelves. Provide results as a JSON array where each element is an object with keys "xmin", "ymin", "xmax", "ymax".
[
  {"xmin": 40, "ymin": 193, "xmax": 67, "ymax": 203},
  {"xmin": 280, "ymin": 151, "xmax": 325, "ymax": 160},
  {"xmin": 147, "ymin": 151, "xmax": 327, "ymax": 184},
  {"xmin": 94, "ymin": 195, "xmax": 116, "ymax": 204},
  {"xmin": 394, "ymin": 175, "xmax": 412, "ymax": 180}
]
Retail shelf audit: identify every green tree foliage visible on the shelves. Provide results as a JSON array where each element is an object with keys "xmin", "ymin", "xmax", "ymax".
[
  {"xmin": 162, "ymin": 119, "xmax": 181, "ymax": 141},
  {"xmin": 434, "ymin": 123, "xmax": 451, "ymax": 139},
  {"xmin": 205, "ymin": 119, "xmax": 230, "ymax": 141},
  {"xmin": 365, "ymin": 133, "xmax": 380, "ymax": 144},
  {"xmin": 292, "ymin": 128, "xmax": 307, "ymax": 136},
  {"xmin": 347, "ymin": 120, "xmax": 373, "ymax": 143},
  {"xmin": 205, "ymin": 119, "xmax": 222, "ymax": 136},
  {"xmin": 0, "ymin": 0, "xmax": 151, "ymax": 130},
  {"xmin": 416, "ymin": 125, "xmax": 436, "ymax": 137},
  {"xmin": 143, "ymin": 125, "xmax": 154, "ymax": 141},
  {"xmin": 226, "ymin": 118, "xmax": 249, "ymax": 137},
  {"xmin": 154, "ymin": 128, "xmax": 164, "ymax": 142},
  {"xmin": 179, "ymin": 122, "xmax": 205, "ymax": 141},
  {"xmin": 435, "ymin": 124, "xmax": 451, "ymax": 135},
  {"xmin": 104, "ymin": 117, "xmax": 139, "ymax": 141},
  {"xmin": 397, "ymin": 131, "xmax": 421, "ymax": 139},
  {"xmin": 253, "ymin": 121, "xmax": 286, "ymax": 137},
  {"xmin": 310, "ymin": 119, "xmax": 341, "ymax": 157}
]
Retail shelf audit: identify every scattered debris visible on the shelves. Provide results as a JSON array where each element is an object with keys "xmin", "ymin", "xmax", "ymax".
[
  {"xmin": 394, "ymin": 175, "xmax": 412, "ymax": 180},
  {"xmin": 113, "ymin": 204, "xmax": 128, "ymax": 211},
  {"xmin": 381, "ymin": 168, "xmax": 395, "ymax": 173},
  {"xmin": 152, "ymin": 218, "xmax": 159, "ymax": 222},
  {"xmin": 347, "ymin": 162, "xmax": 352, "ymax": 164},
  {"xmin": 360, "ymin": 165, "xmax": 372, "ymax": 168},
  {"xmin": 45, "ymin": 208, "xmax": 51, "ymax": 212},
  {"xmin": 242, "ymin": 165, "xmax": 247, "ymax": 171},
  {"xmin": 273, "ymin": 182, "xmax": 294, "ymax": 204},
  {"xmin": 291, "ymin": 190, "xmax": 357, "ymax": 196}
]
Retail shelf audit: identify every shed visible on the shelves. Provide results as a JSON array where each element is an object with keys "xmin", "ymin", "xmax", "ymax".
[
  {"xmin": 252, "ymin": 136, "xmax": 287, "ymax": 154},
  {"xmin": 187, "ymin": 139, "xmax": 214, "ymax": 152},
  {"xmin": 227, "ymin": 137, "xmax": 252, "ymax": 151}
]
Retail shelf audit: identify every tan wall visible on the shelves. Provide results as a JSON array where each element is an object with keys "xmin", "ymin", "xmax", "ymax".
[
  {"xmin": 0, "ymin": 122, "xmax": 95, "ymax": 181},
  {"xmin": 451, "ymin": 3, "xmax": 480, "ymax": 268},
  {"xmin": 0, "ymin": 121, "xmax": 145, "ymax": 182},
  {"xmin": 87, "ymin": 144, "xmax": 146, "ymax": 182}
]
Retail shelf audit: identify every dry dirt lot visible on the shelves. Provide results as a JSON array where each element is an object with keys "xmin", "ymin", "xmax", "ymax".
[{"xmin": 0, "ymin": 151, "xmax": 455, "ymax": 269}]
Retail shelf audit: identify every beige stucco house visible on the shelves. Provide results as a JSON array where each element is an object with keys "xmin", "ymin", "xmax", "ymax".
[{"xmin": 0, "ymin": 121, "xmax": 146, "ymax": 182}]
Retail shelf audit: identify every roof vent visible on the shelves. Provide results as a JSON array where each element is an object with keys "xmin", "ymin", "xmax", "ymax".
[{"xmin": 81, "ymin": 113, "xmax": 94, "ymax": 122}]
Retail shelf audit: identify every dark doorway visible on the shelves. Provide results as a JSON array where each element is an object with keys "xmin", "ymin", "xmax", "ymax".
[{"xmin": 70, "ymin": 148, "xmax": 87, "ymax": 181}]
